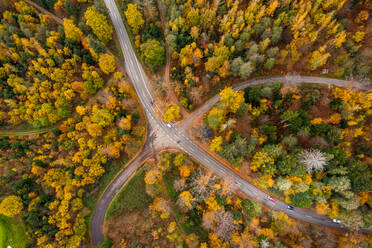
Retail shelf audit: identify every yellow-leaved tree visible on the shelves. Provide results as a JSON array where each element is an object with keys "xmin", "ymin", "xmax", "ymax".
[
  {"xmin": 84, "ymin": 6, "xmax": 113, "ymax": 44},
  {"xmin": 220, "ymin": 87, "xmax": 244, "ymax": 113},
  {"xmin": 63, "ymin": 18, "xmax": 82, "ymax": 42},
  {"xmin": 179, "ymin": 191, "xmax": 197, "ymax": 208},
  {"xmin": 210, "ymin": 136, "xmax": 223, "ymax": 152},
  {"xmin": 308, "ymin": 46, "xmax": 330, "ymax": 71},
  {"xmin": 0, "ymin": 195, "xmax": 23, "ymax": 217},
  {"xmin": 144, "ymin": 169, "xmax": 162, "ymax": 184},
  {"xmin": 164, "ymin": 104, "xmax": 181, "ymax": 122},
  {"xmin": 124, "ymin": 4, "xmax": 144, "ymax": 35},
  {"xmin": 98, "ymin": 53, "xmax": 116, "ymax": 74}
]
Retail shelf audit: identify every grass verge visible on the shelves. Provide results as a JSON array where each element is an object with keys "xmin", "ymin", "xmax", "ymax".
[
  {"xmin": 105, "ymin": 167, "xmax": 152, "ymax": 219},
  {"xmin": 0, "ymin": 215, "xmax": 29, "ymax": 248}
]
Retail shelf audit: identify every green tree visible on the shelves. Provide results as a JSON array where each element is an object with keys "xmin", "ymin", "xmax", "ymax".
[
  {"xmin": 91, "ymin": 107, "xmax": 114, "ymax": 127},
  {"xmin": 239, "ymin": 62, "xmax": 255, "ymax": 79},
  {"xmin": 220, "ymin": 135, "xmax": 248, "ymax": 165},
  {"xmin": 267, "ymin": 47, "xmax": 279, "ymax": 58},
  {"xmin": 326, "ymin": 176, "xmax": 351, "ymax": 193},
  {"xmin": 362, "ymin": 210, "xmax": 372, "ymax": 229},
  {"xmin": 347, "ymin": 161, "xmax": 372, "ymax": 192},
  {"xmin": 336, "ymin": 196, "xmax": 360, "ymax": 210},
  {"xmin": 65, "ymin": 0, "xmax": 78, "ymax": 16},
  {"xmin": 207, "ymin": 107, "xmax": 225, "ymax": 131},
  {"xmin": 241, "ymin": 199, "xmax": 261, "ymax": 219},
  {"xmin": 140, "ymin": 39, "xmax": 165, "ymax": 69},
  {"xmin": 339, "ymin": 210, "xmax": 364, "ymax": 231},
  {"xmin": 289, "ymin": 192, "xmax": 312, "ymax": 208},
  {"xmin": 231, "ymin": 57, "xmax": 243, "ymax": 77},
  {"xmin": 277, "ymin": 155, "xmax": 306, "ymax": 176},
  {"xmin": 271, "ymin": 26, "xmax": 282, "ymax": 44},
  {"xmin": 264, "ymin": 58, "xmax": 275, "ymax": 70}
]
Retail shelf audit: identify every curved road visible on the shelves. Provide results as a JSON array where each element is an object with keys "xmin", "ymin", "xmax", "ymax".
[{"xmin": 91, "ymin": 0, "xmax": 372, "ymax": 245}]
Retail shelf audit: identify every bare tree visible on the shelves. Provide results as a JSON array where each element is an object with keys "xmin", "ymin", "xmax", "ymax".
[
  {"xmin": 190, "ymin": 170, "xmax": 217, "ymax": 200},
  {"xmin": 260, "ymin": 239, "xmax": 271, "ymax": 248},
  {"xmin": 203, "ymin": 209, "xmax": 239, "ymax": 241},
  {"xmin": 174, "ymin": 178, "xmax": 186, "ymax": 192},
  {"xmin": 298, "ymin": 149, "xmax": 327, "ymax": 173}
]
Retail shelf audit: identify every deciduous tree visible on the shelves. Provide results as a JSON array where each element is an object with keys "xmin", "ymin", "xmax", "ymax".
[
  {"xmin": 125, "ymin": 4, "xmax": 144, "ymax": 35},
  {"xmin": 210, "ymin": 136, "xmax": 223, "ymax": 152},
  {"xmin": 140, "ymin": 39, "xmax": 165, "ymax": 69},
  {"xmin": 63, "ymin": 19, "xmax": 82, "ymax": 42},
  {"xmin": 98, "ymin": 53, "xmax": 116, "ymax": 74},
  {"xmin": 0, "ymin": 195, "xmax": 23, "ymax": 217},
  {"xmin": 84, "ymin": 6, "xmax": 113, "ymax": 44},
  {"xmin": 220, "ymin": 87, "xmax": 244, "ymax": 113},
  {"xmin": 164, "ymin": 104, "xmax": 181, "ymax": 122}
]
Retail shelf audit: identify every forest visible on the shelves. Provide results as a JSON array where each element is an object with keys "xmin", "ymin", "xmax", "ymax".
[
  {"xmin": 105, "ymin": 151, "xmax": 372, "ymax": 247},
  {"xmin": 191, "ymin": 82, "xmax": 372, "ymax": 231},
  {"xmin": 0, "ymin": 0, "xmax": 371, "ymax": 247},
  {"xmin": 0, "ymin": 0, "xmax": 145, "ymax": 247},
  {"xmin": 122, "ymin": 0, "xmax": 371, "ymax": 116}
]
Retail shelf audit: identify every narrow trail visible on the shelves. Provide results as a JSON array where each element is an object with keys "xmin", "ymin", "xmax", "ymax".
[
  {"xmin": 0, "ymin": 125, "xmax": 58, "ymax": 137},
  {"xmin": 23, "ymin": 0, "xmax": 63, "ymax": 24},
  {"xmin": 160, "ymin": 177, "xmax": 188, "ymax": 241},
  {"xmin": 156, "ymin": 0, "xmax": 189, "ymax": 118},
  {"xmin": 24, "ymin": 0, "xmax": 117, "ymax": 58}
]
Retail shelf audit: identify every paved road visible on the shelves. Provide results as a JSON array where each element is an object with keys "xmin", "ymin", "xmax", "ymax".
[
  {"xmin": 91, "ymin": 0, "xmax": 372, "ymax": 245},
  {"xmin": 90, "ymin": 134, "xmax": 153, "ymax": 246}
]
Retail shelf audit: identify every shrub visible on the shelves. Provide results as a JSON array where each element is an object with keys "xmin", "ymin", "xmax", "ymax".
[
  {"xmin": 310, "ymin": 123, "xmax": 330, "ymax": 137},
  {"xmin": 289, "ymin": 192, "xmax": 313, "ymax": 207},
  {"xmin": 277, "ymin": 155, "xmax": 307, "ymax": 176},
  {"xmin": 241, "ymin": 199, "xmax": 261, "ymax": 219}
]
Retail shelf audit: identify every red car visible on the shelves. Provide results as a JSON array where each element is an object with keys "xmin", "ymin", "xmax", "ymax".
[{"xmin": 267, "ymin": 196, "xmax": 276, "ymax": 202}]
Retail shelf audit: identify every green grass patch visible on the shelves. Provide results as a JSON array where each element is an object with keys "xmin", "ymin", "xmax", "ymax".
[
  {"xmin": 163, "ymin": 169, "xmax": 179, "ymax": 202},
  {"xmin": 0, "ymin": 215, "xmax": 29, "ymax": 248},
  {"xmin": 163, "ymin": 170, "xmax": 185, "ymax": 227},
  {"xmin": 106, "ymin": 167, "xmax": 152, "ymax": 219}
]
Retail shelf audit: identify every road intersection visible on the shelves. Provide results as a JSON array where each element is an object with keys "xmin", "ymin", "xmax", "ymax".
[{"xmin": 91, "ymin": 0, "xmax": 372, "ymax": 245}]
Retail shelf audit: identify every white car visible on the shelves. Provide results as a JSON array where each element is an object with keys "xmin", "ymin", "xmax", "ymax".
[
  {"xmin": 332, "ymin": 219, "xmax": 341, "ymax": 223},
  {"xmin": 166, "ymin": 122, "xmax": 172, "ymax": 128}
]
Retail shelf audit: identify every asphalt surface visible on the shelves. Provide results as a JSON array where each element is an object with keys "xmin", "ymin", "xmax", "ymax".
[{"xmin": 91, "ymin": 0, "xmax": 372, "ymax": 245}]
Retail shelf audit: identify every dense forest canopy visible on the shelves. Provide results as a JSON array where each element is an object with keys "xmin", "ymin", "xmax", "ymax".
[
  {"xmin": 199, "ymin": 83, "xmax": 372, "ymax": 231},
  {"xmin": 0, "ymin": 1, "xmax": 145, "ymax": 247}
]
